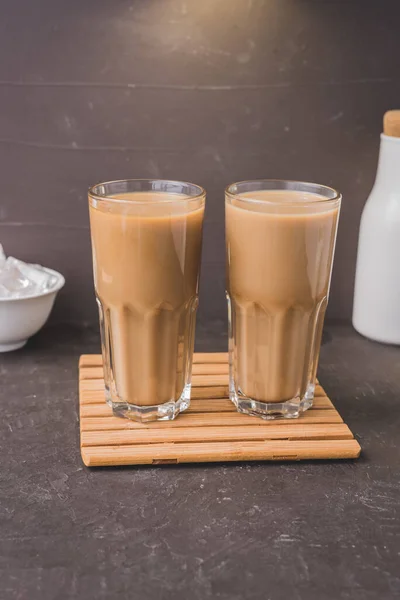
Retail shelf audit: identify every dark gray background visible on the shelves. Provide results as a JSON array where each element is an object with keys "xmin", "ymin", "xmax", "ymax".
[{"xmin": 0, "ymin": 0, "xmax": 399, "ymax": 327}]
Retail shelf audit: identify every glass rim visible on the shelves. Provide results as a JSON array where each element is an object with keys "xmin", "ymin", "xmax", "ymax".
[
  {"xmin": 88, "ymin": 178, "xmax": 206, "ymax": 205},
  {"xmin": 225, "ymin": 179, "xmax": 341, "ymax": 206}
]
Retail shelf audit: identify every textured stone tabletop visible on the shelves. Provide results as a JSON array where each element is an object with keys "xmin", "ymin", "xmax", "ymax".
[{"xmin": 1, "ymin": 323, "xmax": 399, "ymax": 599}]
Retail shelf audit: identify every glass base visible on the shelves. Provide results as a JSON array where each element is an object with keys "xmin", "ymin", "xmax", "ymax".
[
  {"xmin": 230, "ymin": 384, "xmax": 314, "ymax": 420},
  {"xmin": 106, "ymin": 384, "xmax": 191, "ymax": 423}
]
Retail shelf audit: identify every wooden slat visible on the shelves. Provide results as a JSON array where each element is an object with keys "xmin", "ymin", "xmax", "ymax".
[
  {"xmin": 80, "ymin": 410, "xmax": 343, "ymax": 432},
  {"xmin": 81, "ymin": 439, "xmax": 361, "ymax": 467},
  {"xmin": 81, "ymin": 423, "xmax": 353, "ymax": 447},
  {"xmin": 78, "ymin": 353, "xmax": 361, "ymax": 466},
  {"xmin": 188, "ymin": 399, "xmax": 232, "ymax": 413},
  {"xmin": 193, "ymin": 363, "xmax": 229, "ymax": 375},
  {"xmin": 193, "ymin": 352, "xmax": 229, "ymax": 363}
]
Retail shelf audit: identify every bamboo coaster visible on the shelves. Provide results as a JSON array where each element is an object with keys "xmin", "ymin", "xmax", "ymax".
[{"xmin": 79, "ymin": 353, "xmax": 361, "ymax": 466}]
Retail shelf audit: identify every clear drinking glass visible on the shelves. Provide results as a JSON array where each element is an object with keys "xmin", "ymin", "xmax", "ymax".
[
  {"xmin": 226, "ymin": 180, "xmax": 341, "ymax": 419},
  {"xmin": 88, "ymin": 179, "xmax": 205, "ymax": 422}
]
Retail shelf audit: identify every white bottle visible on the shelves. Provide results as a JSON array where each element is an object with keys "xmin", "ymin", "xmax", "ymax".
[{"xmin": 353, "ymin": 110, "xmax": 400, "ymax": 344}]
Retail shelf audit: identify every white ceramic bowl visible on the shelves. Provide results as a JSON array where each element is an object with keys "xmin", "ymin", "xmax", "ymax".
[{"xmin": 0, "ymin": 267, "xmax": 65, "ymax": 352}]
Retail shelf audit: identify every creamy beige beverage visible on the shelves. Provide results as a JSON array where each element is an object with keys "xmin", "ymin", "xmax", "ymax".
[
  {"xmin": 89, "ymin": 188, "xmax": 204, "ymax": 413},
  {"xmin": 226, "ymin": 188, "xmax": 340, "ymax": 407}
]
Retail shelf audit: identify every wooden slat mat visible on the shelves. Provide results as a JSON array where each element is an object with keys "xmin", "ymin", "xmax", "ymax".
[{"xmin": 79, "ymin": 353, "xmax": 360, "ymax": 466}]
